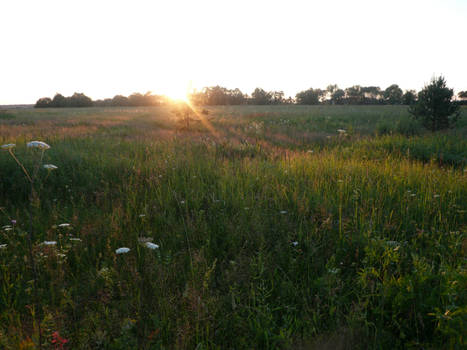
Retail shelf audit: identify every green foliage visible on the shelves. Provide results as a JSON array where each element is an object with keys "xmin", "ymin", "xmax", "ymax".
[
  {"xmin": 295, "ymin": 88, "xmax": 324, "ymax": 105},
  {"xmin": 409, "ymin": 76, "xmax": 460, "ymax": 132},
  {"xmin": 0, "ymin": 105, "xmax": 466, "ymax": 349},
  {"xmin": 383, "ymin": 84, "xmax": 403, "ymax": 105}
]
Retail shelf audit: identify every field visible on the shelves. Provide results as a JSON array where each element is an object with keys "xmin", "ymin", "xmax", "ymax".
[{"xmin": 0, "ymin": 105, "xmax": 466, "ymax": 349}]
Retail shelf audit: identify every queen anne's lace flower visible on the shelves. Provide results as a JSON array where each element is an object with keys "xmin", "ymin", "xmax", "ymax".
[
  {"xmin": 1, "ymin": 144, "xmax": 15, "ymax": 150},
  {"xmin": 43, "ymin": 164, "xmax": 58, "ymax": 170},
  {"xmin": 27, "ymin": 141, "xmax": 50, "ymax": 150},
  {"xmin": 144, "ymin": 242, "xmax": 159, "ymax": 250},
  {"xmin": 116, "ymin": 247, "xmax": 130, "ymax": 254}
]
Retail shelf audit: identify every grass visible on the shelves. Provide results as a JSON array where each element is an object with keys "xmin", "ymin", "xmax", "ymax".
[{"xmin": 0, "ymin": 105, "xmax": 466, "ymax": 349}]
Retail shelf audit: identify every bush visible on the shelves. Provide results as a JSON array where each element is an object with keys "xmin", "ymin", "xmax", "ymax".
[{"xmin": 409, "ymin": 76, "xmax": 460, "ymax": 132}]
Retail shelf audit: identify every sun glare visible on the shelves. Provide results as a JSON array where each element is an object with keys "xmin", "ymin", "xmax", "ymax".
[{"xmin": 163, "ymin": 83, "xmax": 190, "ymax": 102}]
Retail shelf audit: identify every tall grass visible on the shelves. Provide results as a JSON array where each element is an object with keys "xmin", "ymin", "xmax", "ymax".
[{"xmin": 0, "ymin": 106, "xmax": 466, "ymax": 349}]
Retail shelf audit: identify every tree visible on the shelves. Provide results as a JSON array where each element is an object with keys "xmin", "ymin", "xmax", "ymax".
[
  {"xmin": 361, "ymin": 86, "xmax": 382, "ymax": 104},
  {"xmin": 251, "ymin": 88, "xmax": 272, "ymax": 105},
  {"xmin": 331, "ymin": 89, "xmax": 345, "ymax": 104},
  {"xmin": 383, "ymin": 84, "xmax": 403, "ymax": 104},
  {"xmin": 402, "ymin": 90, "xmax": 417, "ymax": 105},
  {"xmin": 295, "ymin": 88, "xmax": 323, "ymax": 105},
  {"xmin": 51, "ymin": 93, "xmax": 67, "ymax": 107},
  {"xmin": 409, "ymin": 76, "xmax": 460, "ymax": 132},
  {"xmin": 345, "ymin": 85, "xmax": 364, "ymax": 104},
  {"xmin": 34, "ymin": 97, "xmax": 52, "ymax": 108},
  {"xmin": 68, "ymin": 93, "xmax": 93, "ymax": 107}
]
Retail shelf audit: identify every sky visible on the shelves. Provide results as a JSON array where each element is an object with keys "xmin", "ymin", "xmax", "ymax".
[{"xmin": 0, "ymin": 0, "xmax": 466, "ymax": 104}]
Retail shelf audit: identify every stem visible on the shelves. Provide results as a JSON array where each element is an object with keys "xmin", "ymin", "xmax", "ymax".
[
  {"xmin": 8, "ymin": 149, "xmax": 33, "ymax": 183},
  {"xmin": 28, "ymin": 183, "xmax": 42, "ymax": 349}
]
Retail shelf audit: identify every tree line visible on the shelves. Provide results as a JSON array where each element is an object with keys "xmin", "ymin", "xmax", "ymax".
[
  {"xmin": 35, "ymin": 85, "xmax": 467, "ymax": 108},
  {"xmin": 35, "ymin": 92, "xmax": 166, "ymax": 108}
]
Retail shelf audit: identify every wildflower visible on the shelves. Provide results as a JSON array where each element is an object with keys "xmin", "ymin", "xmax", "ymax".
[
  {"xmin": 328, "ymin": 268, "xmax": 340, "ymax": 274},
  {"xmin": 27, "ymin": 141, "xmax": 50, "ymax": 149},
  {"xmin": 58, "ymin": 223, "xmax": 70, "ymax": 227},
  {"xmin": 144, "ymin": 242, "xmax": 159, "ymax": 250},
  {"xmin": 0, "ymin": 244, "xmax": 7, "ymax": 249},
  {"xmin": 3, "ymin": 227, "xmax": 12, "ymax": 231},
  {"xmin": 292, "ymin": 241, "xmax": 298, "ymax": 246},
  {"xmin": 11, "ymin": 220, "xmax": 16, "ymax": 224},
  {"xmin": 139, "ymin": 214, "xmax": 146, "ymax": 217},
  {"xmin": 1, "ymin": 143, "xmax": 15, "ymax": 150},
  {"xmin": 43, "ymin": 241, "xmax": 57, "ymax": 246},
  {"xmin": 69, "ymin": 237, "xmax": 81, "ymax": 242},
  {"xmin": 116, "ymin": 247, "xmax": 130, "ymax": 254},
  {"xmin": 51, "ymin": 331, "xmax": 68, "ymax": 349},
  {"xmin": 2, "ymin": 225, "xmax": 12, "ymax": 229},
  {"xmin": 43, "ymin": 164, "xmax": 58, "ymax": 170},
  {"xmin": 307, "ymin": 150, "xmax": 314, "ymax": 153},
  {"xmin": 337, "ymin": 129, "xmax": 346, "ymax": 133},
  {"xmin": 433, "ymin": 194, "xmax": 440, "ymax": 198},
  {"xmin": 180, "ymin": 200, "xmax": 185, "ymax": 204},
  {"xmin": 280, "ymin": 210, "xmax": 287, "ymax": 214}
]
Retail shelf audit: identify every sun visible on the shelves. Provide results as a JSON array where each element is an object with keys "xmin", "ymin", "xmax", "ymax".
[{"xmin": 163, "ymin": 83, "xmax": 190, "ymax": 102}]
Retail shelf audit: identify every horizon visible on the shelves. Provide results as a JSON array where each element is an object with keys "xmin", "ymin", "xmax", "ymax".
[{"xmin": 1, "ymin": 0, "xmax": 466, "ymax": 104}]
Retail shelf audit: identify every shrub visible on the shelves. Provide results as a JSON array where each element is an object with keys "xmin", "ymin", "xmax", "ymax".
[{"xmin": 409, "ymin": 76, "xmax": 460, "ymax": 132}]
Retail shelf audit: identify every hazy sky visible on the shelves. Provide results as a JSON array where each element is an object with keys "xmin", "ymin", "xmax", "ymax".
[{"xmin": 1, "ymin": 0, "xmax": 466, "ymax": 104}]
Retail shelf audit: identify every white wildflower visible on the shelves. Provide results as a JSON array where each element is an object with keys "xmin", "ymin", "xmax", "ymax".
[
  {"xmin": 4, "ymin": 227, "xmax": 12, "ymax": 231},
  {"xmin": 69, "ymin": 237, "xmax": 82, "ymax": 242},
  {"xmin": 2, "ymin": 225, "xmax": 12, "ymax": 229},
  {"xmin": 116, "ymin": 247, "xmax": 130, "ymax": 254},
  {"xmin": 280, "ymin": 210, "xmax": 287, "ymax": 214},
  {"xmin": 43, "ymin": 164, "xmax": 58, "ymax": 170},
  {"xmin": 144, "ymin": 242, "xmax": 159, "ymax": 250},
  {"xmin": 27, "ymin": 141, "xmax": 50, "ymax": 150},
  {"xmin": 0, "ymin": 244, "xmax": 7, "ymax": 249},
  {"xmin": 1, "ymin": 144, "xmax": 15, "ymax": 150},
  {"xmin": 337, "ymin": 129, "xmax": 346, "ymax": 133},
  {"xmin": 139, "ymin": 214, "xmax": 146, "ymax": 217},
  {"xmin": 58, "ymin": 223, "xmax": 70, "ymax": 227},
  {"xmin": 138, "ymin": 237, "xmax": 153, "ymax": 243},
  {"xmin": 43, "ymin": 241, "xmax": 57, "ymax": 246},
  {"xmin": 433, "ymin": 194, "xmax": 440, "ymax": 198},
  {"xmin": 292, "ymin": 241, "xmax": 298, "ymax": 246}
]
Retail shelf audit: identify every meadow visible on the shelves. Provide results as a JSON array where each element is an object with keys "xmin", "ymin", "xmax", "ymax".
[{"xmin": 0, "ymin": 105, "xmax": 466, "ymax": 349}]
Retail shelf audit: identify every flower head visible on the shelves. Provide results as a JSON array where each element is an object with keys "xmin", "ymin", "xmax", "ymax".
[
  {"xmin": 337, "ymin": 129, "xmax": 346, "ymax": 134},
  {"xmin": 58, "ymin": 223, "xmax": 70, "ymax": 227},
  {"xmin": 144, "ymin": 242, "xmax": 159, "ymax": 250},
  {"xmin": 43, "ymin": 164, "xmax": 58, "ymax": 170},
  {"xmin": 27, "ymin": 141, "xmax": 50, "ymax": 150},
  {"xmin": 69, "ymin": 237, "xmax": 82, "ymax": 242},
  {"xmin": 116, "ymin": 247, "xmax": 130, "ymax": 254},
  {"xmin": 1, "ymin": 143, "xmax": 15, "ymax": 150},
  {"xmin": 43, "ymin": 241, "xmax": 57, "ymax": 246},
  {"xmin": 0, "ymin": 244, "xmax": 7, "ymax": 249}
]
